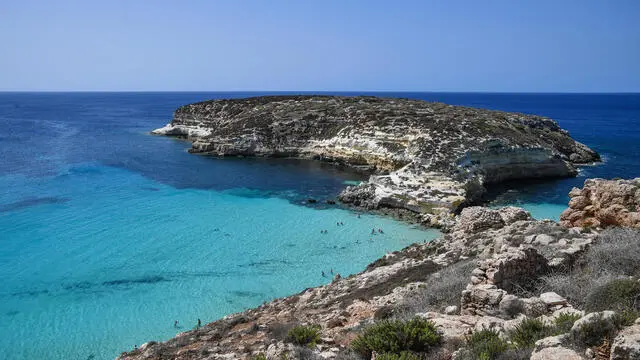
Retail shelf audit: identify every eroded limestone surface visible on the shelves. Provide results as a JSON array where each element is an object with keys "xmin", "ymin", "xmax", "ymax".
[{"xmin": 560, "ymin": 178, "xmax": 640, "ymax": 228}]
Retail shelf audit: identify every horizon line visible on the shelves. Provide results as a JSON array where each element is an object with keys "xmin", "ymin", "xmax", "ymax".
[{"xmin": 1, "ymin": 90, "xmax": 639, "ymax": 95}]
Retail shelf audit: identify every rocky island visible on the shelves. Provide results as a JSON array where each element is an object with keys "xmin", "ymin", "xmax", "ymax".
[{"xmin": 152, "ymin": 96, "xmax": 599, "ymax": 226}]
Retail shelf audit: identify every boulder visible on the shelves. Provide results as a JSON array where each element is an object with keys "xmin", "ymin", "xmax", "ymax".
[
  {"xmin": 539, "ymin": 292, "xmax": 567, "ymax": 307},
  {"xmin": 533, "ymin": 334, "xmax": 570, "ymax": 352},
  {"xmin": 454, "ymin": 207, "xmax": 505, "ymax": 234},
  {"xmin": 610, "ymin": 324, "xmax": 640, "ymax": 360},
  {"xmin": 461, "ymin": 285, "xmax": 506, "ymax": 316},
  {"xmin": 523, "ymin": 297, "xmax": 550, "ymax": 317},
  {"xmin": 570, "ymin": 311, "xmax": 618, "ymax": 344},
  {"xmin": 498, "ymin": 206, "xmax": 532, "ymax": 224},
  {"xmin": 530, "ymin": 346, "xmax": 583, "ymax": 360},
  {"xmin": 444, "ymin": 305, "xmax": 459, "ymax": 315},
  {"xmin": 499, "ymin": 294, "xmax": 524, "ymax": 318}
]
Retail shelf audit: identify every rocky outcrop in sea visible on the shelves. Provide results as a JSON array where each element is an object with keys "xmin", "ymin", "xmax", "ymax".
[
  {"xmin": 152, "ymin": 96, "xmax": 599, "ymax": 226},
  {"xmin": 117, "ymin": 178, "xmax": 640, "ymax": 360}
]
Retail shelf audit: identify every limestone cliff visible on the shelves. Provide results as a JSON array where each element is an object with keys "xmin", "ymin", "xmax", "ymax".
[{"xmin": 152, "ymin": 96, "xmax": 599, "ymax": 225}]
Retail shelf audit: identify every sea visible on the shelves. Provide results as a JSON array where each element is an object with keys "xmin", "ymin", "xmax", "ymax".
[{"xmin": 0, "ymin": 92, "xmax": 638, "ymax": 360}]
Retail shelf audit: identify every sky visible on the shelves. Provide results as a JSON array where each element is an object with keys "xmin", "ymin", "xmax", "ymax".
[{"xmin": 1, "ymin": 0, "xmax": 639, "ymax": 92}]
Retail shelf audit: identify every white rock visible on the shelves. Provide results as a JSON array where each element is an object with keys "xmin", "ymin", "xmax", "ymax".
[
  {"xmin": 540, "ymin": 292, "xmax": 567, "ymax": 306},
  {"xmin": 530, "ymin": 346, "xmax": 583, "ymax": 360},
  {"xmin": 534, "ymin": 334, "xmax": 569, "ymax": 351},
  {"xmin": 151, "ymin": 124, "xmax": 211, "ymax": 137},
  {"xmin": 534, "ymin": 234, "xmax": 555, "ymax": 246},
  {"xmin": 444, "ymin": 305, "xmax": 459, "ymax": 315},
  {"xmin": 610, "ymin": 324, "xmax": 640, "ymax": 360},
  {"xmin": 570, "ymin": 311, "xmax": 617, "ymax": 342}
]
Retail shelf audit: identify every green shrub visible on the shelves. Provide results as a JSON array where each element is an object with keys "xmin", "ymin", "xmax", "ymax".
[
  {"xmin": 252, "ymin": 354, "xmax": 267, "ymax": 360},
  {"xmin": 375, "ymin": 352, "xmax": 422, "ymax": 360},
  {"xmin": 509, "ymin": 318, "xmax": 552, "ymax": 350},
  {"xmin": 614, "ymin": 309, "xmax": 640, "ymax": 327},
  {"xmin": 350, "ymin": 317, "xmax": 441, "ymax": 359},
  {"xmin": 465, "ymin": 328, "xmax": 509, "ymax": 360},
  {"xmin": 286, "ymin": 324, "xmax": 321, "ymax": 347},
  {"xmin": 552, "ymin": 313, "xmax": 582, "ymax": 335},
  {"xmin": 584, "ymin": 278, "xmax": 640, "ymax": 313}
]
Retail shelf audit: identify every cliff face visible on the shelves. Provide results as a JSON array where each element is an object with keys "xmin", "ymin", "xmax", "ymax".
[{"xmin": 152, "ymin": 95, "xmax": 599, "ymax": 225}]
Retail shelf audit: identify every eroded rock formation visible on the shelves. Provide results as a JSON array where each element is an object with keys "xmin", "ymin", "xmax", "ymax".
[
  {"xmin": 560, "ymin": 178, "xmax": 640, "ymax": 228},
  {"xmin": 152, "ymin": 96, "xmax": 599, "ymax": 224}
]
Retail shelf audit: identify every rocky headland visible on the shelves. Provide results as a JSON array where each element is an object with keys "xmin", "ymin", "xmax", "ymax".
[
  {"xmin": 117, "ymin": 178, "xmax": 640, "ymax": 360},
  {"xmin": 152, "ymin": 96, "xmax": 599, "ymax": 226}
]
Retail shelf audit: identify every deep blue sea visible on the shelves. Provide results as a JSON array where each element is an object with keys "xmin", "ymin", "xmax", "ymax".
[{"xmin": 0, "ymin": 92, "xmax": 639, "ymax": 360}]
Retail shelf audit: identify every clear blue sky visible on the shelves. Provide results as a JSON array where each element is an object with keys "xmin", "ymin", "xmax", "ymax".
[{"xmin": 1, "ymin": 0, "xmax": 639, "ymax": 92}]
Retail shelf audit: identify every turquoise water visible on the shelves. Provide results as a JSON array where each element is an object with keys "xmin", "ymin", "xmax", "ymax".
[
  {"xmin": 0, "ymin": 164, "xmax": 437, "ymax": 360},
  {"xmin": 490, "ymin": 202, "xmax": 568, "ymax": 221}
]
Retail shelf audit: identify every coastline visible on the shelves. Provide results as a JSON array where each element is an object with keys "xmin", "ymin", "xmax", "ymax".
[
  {"xmin": 117, "ymin": 178, "xmax": 640, "ymax": 360},
  {"xmin": 113, "ymin": 96, "xmax": 635, "ymax": 359},
  {"xmin": 3, "ymin": 92, "xmax": 639, "ymax": 360}
]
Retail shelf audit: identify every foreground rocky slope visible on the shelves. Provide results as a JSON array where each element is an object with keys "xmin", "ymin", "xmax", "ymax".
[
  {"xmin": 152, "ymin": 96, "xmax": 599, "ymax": 225},
  {"xmin": 118, "ymin": 179, "xmax": 640, "ymax": 360}
]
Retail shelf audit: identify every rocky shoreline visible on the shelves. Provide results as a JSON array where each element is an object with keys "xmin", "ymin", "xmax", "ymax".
[
  {"xmin": 127, "ymin": 97, "xmax": 640, "ymax": 359},
  {"xmin": 117, "ymin": 178, "xmax": 640, "ymax": 360},
  {"xmin": 152, "ymin": 95, "xmax": 599, "ymax": 227}
]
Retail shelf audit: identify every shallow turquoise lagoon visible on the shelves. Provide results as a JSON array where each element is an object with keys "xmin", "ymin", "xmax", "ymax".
[{"xmin": 0, "ymin": 164, "xmax": 439, "ymax": 360}]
